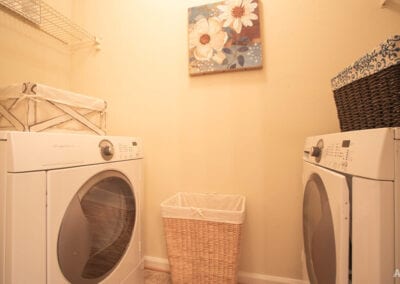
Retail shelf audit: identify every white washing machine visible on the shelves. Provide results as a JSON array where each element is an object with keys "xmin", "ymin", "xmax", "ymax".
[
  {"xmin": 302, "ymin": 127, "xmax": 399, "ymax": 284},
  {"xmin": 0, "ymin": 131, "xmax": 144, "ymax": 284}
]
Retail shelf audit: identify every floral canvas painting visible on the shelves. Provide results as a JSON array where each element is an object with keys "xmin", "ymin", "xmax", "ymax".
[{"xmin": 188, "ymin": 0, "xmax": 262, "ymax": 75}]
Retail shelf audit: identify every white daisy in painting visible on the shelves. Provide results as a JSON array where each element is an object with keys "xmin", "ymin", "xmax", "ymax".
[
  {"xmin": 218, "ymin": 0, "xmax": 258, "ymax": 34},
  {"xmin": 189, "ymin": 17, "xmax": 228, "ymax": 63}
]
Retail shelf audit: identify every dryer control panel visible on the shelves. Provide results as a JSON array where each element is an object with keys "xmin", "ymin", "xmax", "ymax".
[
  {"xmin": 99, "ymin": 139, "xmax": 139, "ymax": 161},
  {"xmin": 117, "ymin": 141, "xmax": 139, "ymax": 160},
  {"xmin": 5, "ymin": 131, "xmax": 143, "ymax": 172},
  {"xmin": 322, "ymin": 140, "xmax": 352, "ymax": 171},
  {"xmin": 99, "ymin": 138, "xmax": 141, "ymax": 161},
  {"xmin": 303, "ymin": 128, "xmax": 395, "ymax": 180}
]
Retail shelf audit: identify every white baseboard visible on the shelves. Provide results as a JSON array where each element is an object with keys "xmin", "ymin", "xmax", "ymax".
[
  {"xmin": 144, "ymin": 256, "xmax": 309, "ymax": 284},
  {"xmin": 144, "ymin": 256, "xmax": 170, "ymax": 272}
]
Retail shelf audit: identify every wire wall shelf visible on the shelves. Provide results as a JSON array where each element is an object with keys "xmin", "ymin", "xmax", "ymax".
[{"xmin": 0, "ymin": 0, "xmax": 99, "ymax": 48}]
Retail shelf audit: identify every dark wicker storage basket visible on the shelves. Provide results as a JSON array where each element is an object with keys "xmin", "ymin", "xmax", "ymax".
[{"xmin": 331, "ymin": 35, "xmax": 400, "ymax": 132}]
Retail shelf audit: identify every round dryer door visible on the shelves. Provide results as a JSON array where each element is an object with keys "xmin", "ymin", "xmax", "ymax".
[
  {"xmin": 302, "ymin": 163, "xmax": 350, "ymax": 284},
  {"xmin": 57, "ymin": 170, "xmax": 136, "ymax": 284},
  {"xmin": 303, "ymin": 173, "xmax": 336, "ymax": 284},
  {"xmin": 303, "ymin": 163, "xmax": 350, "ymax": 284}
]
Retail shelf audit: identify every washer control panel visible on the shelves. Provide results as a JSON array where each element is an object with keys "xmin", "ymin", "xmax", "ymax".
[
  {"xmin": 323, "ymin": 140, "xmax": 352, "ymax": 171},
  {"xmin": 305, "ymin": 138, "xmax": 353, "ymax": 171},
  {"xmin": 303, "ymin": 128, "xmax": 395, "ymax": 179}
]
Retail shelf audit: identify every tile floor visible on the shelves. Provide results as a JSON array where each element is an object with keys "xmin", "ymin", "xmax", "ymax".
[
  {"xmin": 144, "ymin": 269, "xmax": 172, "ymax": 284},
  {"xmin": 144, "ymin": 269, "xmax": 243, "ymax": 284}
]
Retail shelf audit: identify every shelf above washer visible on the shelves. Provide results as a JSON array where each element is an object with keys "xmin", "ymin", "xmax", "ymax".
[{"xmin": 0, "ymin": 0, "xmax": 99, "ymax": 48}]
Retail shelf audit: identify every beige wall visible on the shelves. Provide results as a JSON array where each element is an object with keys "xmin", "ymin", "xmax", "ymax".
[
  {"xmin": 0, "ymin": 0, "xmax": 72, "ymax": 88},
  {"xmin": 0, "ymin": 0, "xmax": 399, "ymax": 280},
  {"xmin": 70, "ymin": 0, "xmax": 399, "ymax": 279}
]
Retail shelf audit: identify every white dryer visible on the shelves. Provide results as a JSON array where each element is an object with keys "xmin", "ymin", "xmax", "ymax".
[
  {"xmin": 0, "ymin": 131, "xmax": 144, "ymax": 284},
  {"xmin": 302, "ymin": 127, "xmax": 399, "ymax": 284}
]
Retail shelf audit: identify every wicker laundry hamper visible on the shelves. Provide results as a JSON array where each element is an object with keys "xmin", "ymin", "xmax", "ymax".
[
  {"xmin": 331, "ymin": 35, "xmax": 400, "ymax": 131},
  {"xmin": 161, "ymin": 192, "xmax": 246, "ymax": 284}
]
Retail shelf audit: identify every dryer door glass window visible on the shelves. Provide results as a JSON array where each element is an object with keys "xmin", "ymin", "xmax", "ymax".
[
  {"xmin": 303, "ymin": 173, "xmax": 336, "ymax": 284},
  {"xmin": 57, "ymin": 170, "xmax": 136, "ymax": 284}
]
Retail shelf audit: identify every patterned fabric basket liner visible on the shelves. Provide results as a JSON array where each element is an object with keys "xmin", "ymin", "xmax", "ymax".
[
  {"xmin": 331, "ymin": 35, "xmax": 400, "ymax": 91},
  {"xmin": 331, "ymin": 35, "xmax": 400, "ymax": 131},
  {"xmin": 0, "ymin": 82, "xmax": 107, "ymax": 135},
  {"xmin": 161, "ymin": 192, "xmax": 245, "ymax": 284}
]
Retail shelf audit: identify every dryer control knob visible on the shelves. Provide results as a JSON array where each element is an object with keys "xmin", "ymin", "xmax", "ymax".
[
  {"xmin": 310, "ymin": 139, "xmax": 324, "ymax": 163},
  {"xmin": 99, "ymin": 140, "xmax": 114, "ymax": 161},
  {"xmin": 103, "ymin": 146, "xmax": 114, "ymax": 156},
  {"xmin": 310, "ymin": 146, "xmax": 321, "ymax": 158}
]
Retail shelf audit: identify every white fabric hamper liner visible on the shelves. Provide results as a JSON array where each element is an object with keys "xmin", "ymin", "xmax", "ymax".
[
  {"xmin": 0, "ymin": 82, "xmax": 107, "ymax": 135},
  {"xmin": 161, "ymin": 192, "xmax": 245, "ymax": 224}
]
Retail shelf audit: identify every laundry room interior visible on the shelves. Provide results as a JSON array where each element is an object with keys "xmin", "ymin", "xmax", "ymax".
[{"xmin": 0, "ymin": 0, "xmax": 400, "ymax": 283}]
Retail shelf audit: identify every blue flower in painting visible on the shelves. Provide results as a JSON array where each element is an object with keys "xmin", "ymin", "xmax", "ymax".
[
  {"xmin": 189, "ymin": 17, "xmax": 228, "ymax": 63},
  {"xmin": 218, "ymin": 0, "xmax": 258, "ymax": 34}
]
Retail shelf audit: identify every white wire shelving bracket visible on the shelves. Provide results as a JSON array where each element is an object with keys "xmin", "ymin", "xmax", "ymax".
[{"xmin": 0, "ymin": 0, "xmax": 100, "ymax": 49}]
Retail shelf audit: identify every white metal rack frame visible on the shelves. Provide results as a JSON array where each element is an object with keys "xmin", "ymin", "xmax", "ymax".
[
  {"xmin": 0, "ymin": 0, "xmax": 99, "ymax": 47},
  {"xmin": 0, "ymin": 82, "xmax": 107, "ymax": 135}
]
